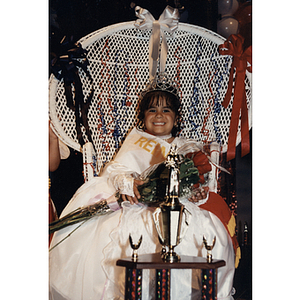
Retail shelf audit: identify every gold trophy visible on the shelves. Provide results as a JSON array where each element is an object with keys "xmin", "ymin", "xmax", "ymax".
[
  {"xmin": 129, "ymin": 234, "xmax": 143, "ymax": 261},
  {"xmin": 203, "ymin": 235, "xmax": 216, "ymax": 263},
  {"xmin": 153, "ymin": 145, "xmax": 191, "ymax": 262}
]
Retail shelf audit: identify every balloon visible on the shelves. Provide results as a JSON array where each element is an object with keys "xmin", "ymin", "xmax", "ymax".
[
  {"xmin": 218, "ymin": 0, "xmax": 233, "ymax": 15},
  {"xmin": 226, "ymin": 0, "xmax": 239, "ymax": 16},
  {"xmin": 217, "ymin": 16, "xmax": 239, "ymax": 39}
]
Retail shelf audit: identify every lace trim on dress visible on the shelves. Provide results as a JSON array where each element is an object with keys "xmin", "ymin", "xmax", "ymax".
[{"xmin": 113, "ymin": 174, "xmax": 134, "ymax": 196}]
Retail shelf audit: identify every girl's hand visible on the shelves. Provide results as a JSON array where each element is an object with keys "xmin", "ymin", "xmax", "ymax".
[
  {"xmin": 188, "ymin": 186, "xmax": 209, "ymax": 203},
  {"xmin": 121, "ymin": 179, "xmax": 144, "ymax": 205}
]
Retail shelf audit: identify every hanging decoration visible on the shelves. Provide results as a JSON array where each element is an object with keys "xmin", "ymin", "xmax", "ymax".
[
  {"xmin": 218, "ymin": 34, "xmax": 252, "ymax": 161},
  {"xmin": 134, "ymin": 5, "xmax": 180, "ymax": 80},
  {"xmin": 51, "ymin": 36, "xmax": 95, "ymax": 148}
]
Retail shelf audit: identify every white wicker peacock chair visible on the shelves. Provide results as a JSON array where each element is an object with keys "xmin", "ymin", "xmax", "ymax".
[{"xmin": 49, "ymin": 6, "xmax": 252, "ymax": 193}]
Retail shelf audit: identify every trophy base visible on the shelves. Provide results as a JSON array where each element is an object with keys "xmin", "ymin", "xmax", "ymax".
[{"xmin": 162, "ymin": 251, "xmax": 181, "ymax": 263}]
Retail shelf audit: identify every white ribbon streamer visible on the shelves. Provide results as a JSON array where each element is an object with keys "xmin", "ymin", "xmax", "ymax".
[{"xmin": 134, "ymin": 6, "xmax": 179, "ymax": 80}]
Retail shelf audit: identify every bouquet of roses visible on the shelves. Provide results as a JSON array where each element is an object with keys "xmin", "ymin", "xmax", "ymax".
[
  {"xmin": 136, "ymin": 156, "xmax": 201, "ymax": 205},
  {"xmin": 49, "ymin": 155, "xmax": 201, "ymax": 234}
]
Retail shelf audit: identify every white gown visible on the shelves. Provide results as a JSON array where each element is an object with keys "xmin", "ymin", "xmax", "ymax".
[{"xmin": 49, "ymin": 128, "xmax": 235, "ymax": 300}]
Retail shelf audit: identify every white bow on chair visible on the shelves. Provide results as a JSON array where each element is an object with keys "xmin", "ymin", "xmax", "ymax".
[{"xmin": 134, "ymin": 6, "xmax": 180, "ymax": 80}]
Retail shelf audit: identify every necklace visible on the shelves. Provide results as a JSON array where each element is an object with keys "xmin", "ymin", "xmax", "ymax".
[{"xmin": 159, "ymin": 134, "xmax": 172, "ymax": 140}]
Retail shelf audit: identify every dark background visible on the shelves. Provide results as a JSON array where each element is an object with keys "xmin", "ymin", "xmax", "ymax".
[
  {"xmin": 49, "ymin": 1, "xmax": 252, "ymax": 299},
  {"xmin": 49, "ymin": 0, "xmax": 220, "ymax": 49}
]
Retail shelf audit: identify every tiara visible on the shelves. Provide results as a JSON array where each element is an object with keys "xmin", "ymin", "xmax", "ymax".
[{"xmin": 139, "ymin": 72, "xmax": 179, "ymax": 99}]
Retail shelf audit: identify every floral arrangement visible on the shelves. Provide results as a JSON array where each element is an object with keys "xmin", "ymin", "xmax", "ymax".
[
  {"xmin": 49, "ymin": 156, "xmax": 201, "ymax": 236},
  {"xmin": 137, "ymin": 157, "xmax": 200, "ymax": 205},
  {"xmin": 49, "ymin": 199, "xmax": 112, "ymax": 235}
]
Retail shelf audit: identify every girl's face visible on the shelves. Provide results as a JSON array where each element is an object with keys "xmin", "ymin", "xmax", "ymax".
[{"xmin": 144, "ymin": 96, "xmax": 177, "ymax": 137}]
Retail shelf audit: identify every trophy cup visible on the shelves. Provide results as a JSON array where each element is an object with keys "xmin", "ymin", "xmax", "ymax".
[
  {"xmin": 203, "ymin": 235, "xmax": 216, "ymax": 263},
  {"xmin": 152, "ymin": 145, "xmax": 191, "ymax": 262},
  {"xmin": 129, "ymin": 234, "xmax": 143, "ymax": 261}
]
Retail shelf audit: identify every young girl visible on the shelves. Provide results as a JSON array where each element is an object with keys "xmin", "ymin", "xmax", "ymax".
[{"xmin": 49, "ymin": 77, "xmax": 236, "ymax": 300}]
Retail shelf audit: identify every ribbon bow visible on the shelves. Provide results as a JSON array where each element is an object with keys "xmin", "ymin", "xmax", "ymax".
[
  {"xmin": 51, "ymin": 36, "xmax": 94, "ymax": 147},
  {"xmin": 134, "ymin": 6, "xmax": 179, "ymax": 80},
  {"xmin": 218, "ymin": 34, "xmax": 252, "ymax": 161}
]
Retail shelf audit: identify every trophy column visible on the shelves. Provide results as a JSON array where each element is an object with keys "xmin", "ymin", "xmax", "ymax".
[
  {"xmin": 156, "ymin": 268, "xmax": 170, "ymax": 299},
  {"xmin": 117, "ymin": 253, "xmax": 225, "ymax": 300},
  {"xmin": 124, "ymin": 268, "xmax": 142, "ymax": 300},
  {"xmin": 201, "ymin": 268, "xmax": 218, "ymax": 300}
]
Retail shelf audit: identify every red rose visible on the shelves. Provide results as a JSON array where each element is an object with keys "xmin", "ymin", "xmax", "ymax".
[{"xmin": 186, "ymin": 151, "xmax": 212, "ymax": 184}]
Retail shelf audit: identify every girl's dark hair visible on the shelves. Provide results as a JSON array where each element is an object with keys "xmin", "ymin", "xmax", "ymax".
[{"xmin": 137, "ymin": 90, "xmax": 182, "ymax": 137}]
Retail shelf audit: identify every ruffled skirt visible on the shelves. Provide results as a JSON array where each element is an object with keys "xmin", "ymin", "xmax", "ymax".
[{"xmin": 49, "ymin": 198, "xmax": 235, "ymax": 300}]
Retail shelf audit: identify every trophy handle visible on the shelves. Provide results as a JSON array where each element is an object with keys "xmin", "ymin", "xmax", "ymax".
[
  {"xmin": 153, "ymin": 208, "xmax": 165, "ymax": 244},
  {"xmin": 179, "ymin": 208, "xmax": 192, "ymax": 242}
]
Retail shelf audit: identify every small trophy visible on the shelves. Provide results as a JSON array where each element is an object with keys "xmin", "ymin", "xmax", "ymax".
[
  {"xmin": 203, "ymin": 235, "xmax": 216, "ymax": 263},
  {"xmin": 153, "ymin": 145, "xmax": 191, "ymax": 262},
  {"xmin": 129, "ymin": 234, "xmax": 143, "ymax": 261}
]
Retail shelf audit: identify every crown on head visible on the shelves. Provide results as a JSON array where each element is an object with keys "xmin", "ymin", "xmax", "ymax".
[{"xmin": 139, "ymin": 72, "xmax": 179, "ymax": 100}]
